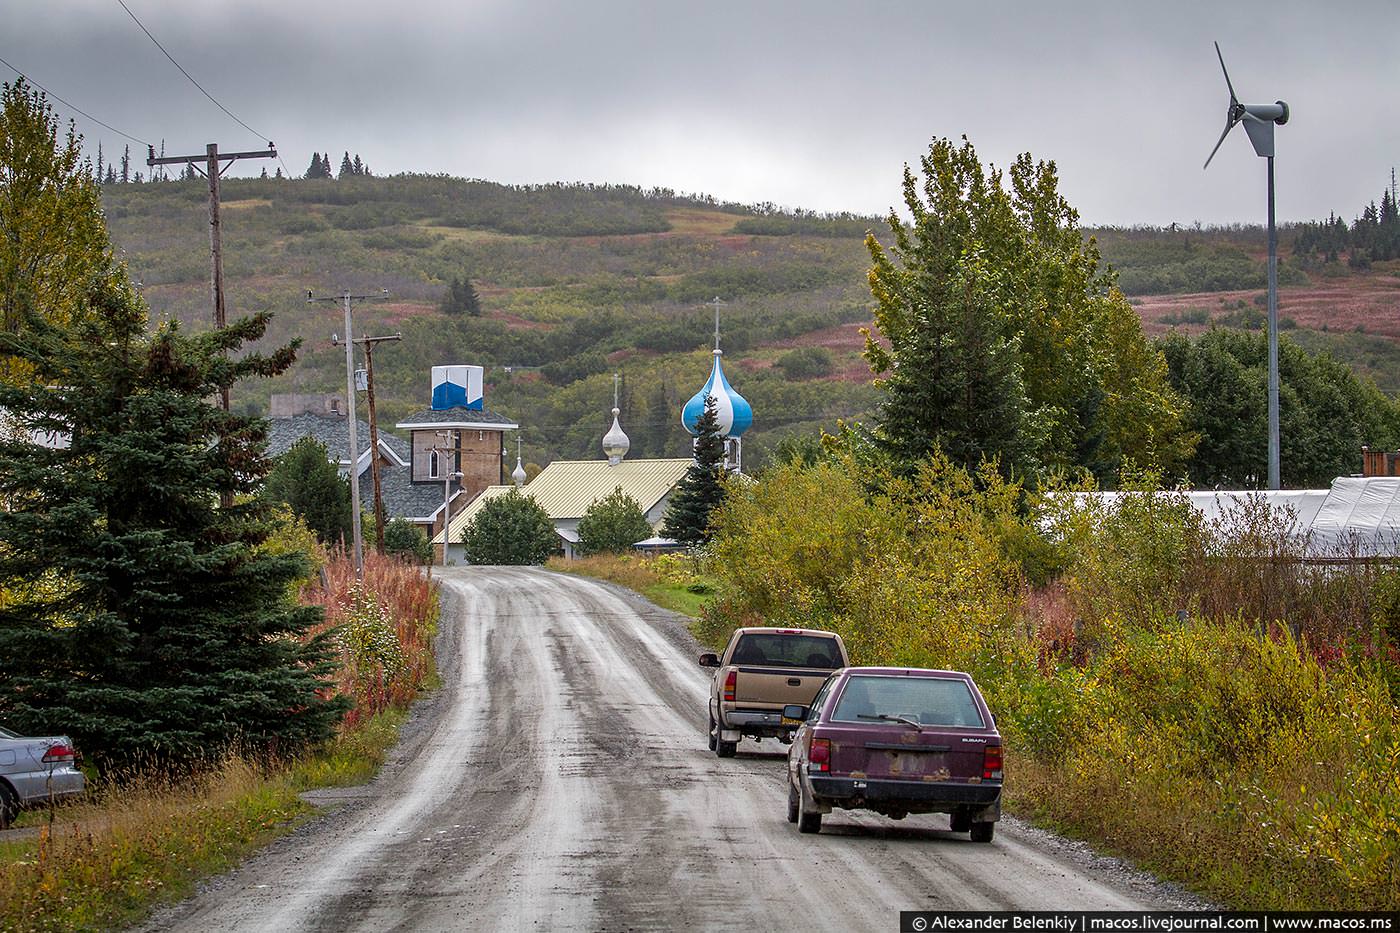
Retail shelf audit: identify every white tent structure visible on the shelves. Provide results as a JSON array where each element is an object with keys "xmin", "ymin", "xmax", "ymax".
[{"xmin": 1061, "ymin": 477, "xmax": 1400, "ymax": 560}]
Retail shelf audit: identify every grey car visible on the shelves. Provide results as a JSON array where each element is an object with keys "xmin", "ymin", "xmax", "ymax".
[{"xmin": 0, "ymin": 725, "xmax": 86, "ymax": 827}]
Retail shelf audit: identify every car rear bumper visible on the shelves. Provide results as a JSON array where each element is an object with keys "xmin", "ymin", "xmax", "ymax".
[
  {"xmin": 11, "ymin": 768, "xmax": 86, "ymax": 805},
  {"xmin": 722, "ymin": 709, "xmax": 794, "ymax": 737},
  {"xmin": 809, "ymin": 775, "xmax": 1000, "ymax": 812}
]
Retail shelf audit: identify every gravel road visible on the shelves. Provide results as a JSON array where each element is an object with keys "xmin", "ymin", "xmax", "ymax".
[{"xmin": 139, "ymin": 566, "xmax": 1205, "ymax": 932}]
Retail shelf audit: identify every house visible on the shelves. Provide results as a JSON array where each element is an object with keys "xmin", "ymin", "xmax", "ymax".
[{"xmin": 266, "ymin": 394, "xmax": 409, "ymax": 478}]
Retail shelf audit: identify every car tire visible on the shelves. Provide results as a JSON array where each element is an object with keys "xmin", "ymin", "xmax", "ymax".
[
  {"xmin": 707, "ymin": 714, "xmax": 717, "ymax": 751},
  {"xmin": 0, "ymin": 782, "xmax": 18, "ymax": 830},
  {"xmin": 787, "ymin": 780, "xmax": 799, "ymax": 824},
  {"xmin": 797, "ymin": 777, "xmax": 822, "ymax": 834},
  {"xmin": 949, "ymin": 812, "xmax": 971, "ymax": 833},
  {"xmin": 716, "ymin": 736, "xmax": 737, "ymax": 757},
  {"xmin": 970, "ymin": 821, "xmax": 995, "ymax": 843}
]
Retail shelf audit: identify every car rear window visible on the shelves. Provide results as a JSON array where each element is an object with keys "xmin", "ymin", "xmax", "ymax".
[
  {"xmin": 831, "ymin": 675, "xmax": 985, "ymax": 728},
  {"xmin": 730, "ymin": 633, "xmax": 841, "ymax": 669}
]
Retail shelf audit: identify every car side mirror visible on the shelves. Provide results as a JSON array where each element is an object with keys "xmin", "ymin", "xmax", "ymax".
[
  {"xmin": 782, "ymin": 704, "xmax": 808, "ymax": 721},
  {"xmin": 698, "ymin": 652, "xmax": 721, "ymax": 668}
]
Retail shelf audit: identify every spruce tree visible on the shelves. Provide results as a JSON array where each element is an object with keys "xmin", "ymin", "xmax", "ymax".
[
  {"xmin": 661, "ymin": 395, "xmax": 726, "ymax": 546},
  {"xmin": 0, "ymin": 290, "xmax": 345, "ymax": 766},
  {"xmin": 305, "ymin": 151, "xmax": 322, "ymax": 179},
  {"xmin": 338, "ymin": 151, "xmax": 353, "ymax": 179},
  {"xmin": 263, "ymin": 437, "xmax": 352, "ymax": 549},
  {"xmin": 119, "ymin": 144, "xmax": 129, "ymax": 183},
  {"xmin": 352, "ymin": 154, "xmax": 363, "ymax": 176},
  {"xmin": 320, "ymin": 153, "xmax": 332, "ymax": 177}
]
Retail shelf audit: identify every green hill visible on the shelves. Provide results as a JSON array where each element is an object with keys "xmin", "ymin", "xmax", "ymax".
[{"xmin": 99, "ymin": 174, "xmax": 1400, "ymax": 469}]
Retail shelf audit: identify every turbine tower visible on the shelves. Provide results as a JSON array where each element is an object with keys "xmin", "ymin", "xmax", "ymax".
[{"xmin": 1204, "ymin": 41, "xmax": 1289, "ymax": 489}]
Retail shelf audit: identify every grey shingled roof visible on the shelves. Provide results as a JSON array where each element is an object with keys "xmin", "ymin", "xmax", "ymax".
[
  {"xmin": 359, "ymin": 464, "xmax": 458, "ymax": 521},
  {"xmin": 266, "ymin": 414, "xmax": 409, "ymax": 467},
  {"xmin": 395, "ymin": 406, "xmax": 518, "ymax": 428}
]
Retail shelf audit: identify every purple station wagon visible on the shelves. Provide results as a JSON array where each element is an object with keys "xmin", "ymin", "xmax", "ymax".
[{"xmin": 784, "ymin": 667, "xmax": 1003, "ymax": 841}]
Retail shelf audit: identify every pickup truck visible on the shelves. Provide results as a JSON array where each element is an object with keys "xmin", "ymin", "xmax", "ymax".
[{"xmin": 699, "ymin": 627, "xmax": 848, "ymax": 757}]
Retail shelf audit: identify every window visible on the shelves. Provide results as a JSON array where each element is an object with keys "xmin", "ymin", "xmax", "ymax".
[
  {"xmin": 729, "ymin": 634, "xmax": 840, "ymax": 669},
  {"xmin": 831, "ymin": 675, "xmax": 985, "ymax": 728},
  {"xmin": 429, "ymin": 450, "xmax": 440, "ymax": 478},
  {"xmin": 807, "ymin": 676, "xmax": 837, "ymax": 721}
]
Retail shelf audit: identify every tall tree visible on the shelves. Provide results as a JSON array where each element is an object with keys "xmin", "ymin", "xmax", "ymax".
[
  {"xmin": 0, "ymin": 286, "xmax": 345, "ymax": 765},
  {"xmin": 263, "ymin": 437, "xmax": 353, "ymax": 549},
  {"xmin": 320, "ymin": 153, "xmax": 331, "ymax": 178},
  {"xmin": 459, "ymin": 489, "xmax": 557, "ymax": 564},
  {"xmin": 338, "ymin": 151, "xmax": 354, "ymax": 179},
  {"xmin": 0, "ymin": 78, "xmax": 113, "ymax": 386},
  {"xmin": 577, "ymin": 486, "xmax": 653, "ymax": 555},
  {"xmin": 119, "ymin": 144, "xmax": 129, "ymax": 183},
  {"xmin": 864, "ymin": 136, "xmax": 1191, "ymax": 482},
  {"xmin": 305, "ymin": 151, "xmax": 323, "ymax": 179},
  {"xmin": 352, "ymin": 154, "xmax": 363, "ymax": 176},
  {"xmin": 661, "ymin": 395, "xmax": 727, "ymax": 546}
]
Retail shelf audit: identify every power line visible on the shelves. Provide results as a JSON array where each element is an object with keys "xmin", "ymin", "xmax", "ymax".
[
  {"xmin": 0, "ymin": 54, "xmax": 151, "ymax": 147},
  {"xmin": 115, "ymin": 0, "xmax": 269, "ymax": 144}
]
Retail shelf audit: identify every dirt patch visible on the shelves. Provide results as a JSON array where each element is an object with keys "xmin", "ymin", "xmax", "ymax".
[
  {"xmin": 664, "ymin": 208, "xmax": 740, "ymax": 236},
  {"xmin": 1135, "ymin": 277, "xmax": 1400, "ymax": 339}
]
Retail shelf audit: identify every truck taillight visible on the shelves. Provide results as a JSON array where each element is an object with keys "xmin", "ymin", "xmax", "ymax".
[
  {"xmin": 983, "ymin": 744, "xmax": 1003, "ymax": 780},
  {"xmin": 809, "ymin": 737, "xmax": 831, "ymax": 773},
  {"xmin": 42, "ymin": 744, "xmax": 76, "ymax": 764},
  {"xmin": 723, "ymin": 670, "xmax": 736, "ymax": 702}
]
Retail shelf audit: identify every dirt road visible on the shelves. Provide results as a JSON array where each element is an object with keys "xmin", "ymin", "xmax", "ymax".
[{"xmin": 141, "ymin": 567, "xmax": 1203, "ymax": 932}]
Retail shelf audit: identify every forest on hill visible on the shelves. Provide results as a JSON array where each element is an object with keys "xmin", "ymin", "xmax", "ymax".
[{"xmin": 97, "ymin": 170, "xmax": 1400, "ymax": 473}]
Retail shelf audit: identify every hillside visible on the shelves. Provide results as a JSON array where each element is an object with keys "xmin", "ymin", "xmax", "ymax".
[{"xmin": 99, "ymin": 175, "xmax": 1400, "ymax": 469}]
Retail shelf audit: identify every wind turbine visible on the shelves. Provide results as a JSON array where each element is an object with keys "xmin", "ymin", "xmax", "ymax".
[{"xmin": 1204, "ymin": 41, "xmax": 1289, "ymax": 490}]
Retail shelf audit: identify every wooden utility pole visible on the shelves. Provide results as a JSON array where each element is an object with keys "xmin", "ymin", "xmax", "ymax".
[
  {"xmin": 353, "ymin": 332, "xmax": 402, "ymax": 554},
  {"xmin": 146, "ymin": 142, "xmax": 277, "ymax": 412}
]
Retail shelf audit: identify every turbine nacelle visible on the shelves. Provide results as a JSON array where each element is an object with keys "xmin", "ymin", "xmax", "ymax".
[{"xmin": 1203, "ymin": 42, "xmax": 1289, "ymax": 168}]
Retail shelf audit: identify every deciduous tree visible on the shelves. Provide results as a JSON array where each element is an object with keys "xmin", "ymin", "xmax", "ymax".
[
  {"xmin": 577, "ymin": 486, "xmax": 653, "ymax": 555},
  {"xmin": 460, "ymin": 489, "xmax": 556, "ymax": 564}
]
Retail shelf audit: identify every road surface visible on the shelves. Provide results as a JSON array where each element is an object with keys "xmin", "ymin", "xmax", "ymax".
[{"xmin": 141, "ymin": 567, "xmax": 1204, "ymax": 932}]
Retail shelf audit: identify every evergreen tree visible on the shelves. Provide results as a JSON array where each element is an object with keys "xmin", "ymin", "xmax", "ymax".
[
  {"xmin": 263, "ymin": 437, "xmax": 353, "ymax": 549},
  {"xmin": 305, "ymin": 151, "xmax": 323, "ymax": 179},
  {"xmin": 460, "ymin": 489, "xmax": 557, "ymax": 564},
  {"xmin": 0, "ymin": 281, "xmax": 345, "ymax": 766},
  {"xmin": 383, "ymin": 517, "xmax": 432, "ymax": 564},
  {"xmin": 274, "ymin": 166, "xmax": 283, "ymax": 179},
  {"xmin": 119, "ymin": 144, "xmax": 129, "ymax": 183},
  {"xmin": 94, "ymin": 140, "xmax": 103, "ymax": 181},
  {"xmin": 577, "ymin": 486, "xmax": 653, "ymax": 555},
  {"xmin": 338, "ymin": 151, "xmax": 353, "ymax": 179},
  {"xmin": 661, "ymin": 395, "xmax": 726, "ymax": 546},
  {"xmin": 104, "ymin": 164, "xmax": 115, "ymax": 185},
  {"xmin": 181, "ymin": 163, "xmax": 195, "ymax": 182},
  {"xmin": 440, "ymin": 277, "xmax": 482, "ymax": 316},
  {"xmin": 259, "ymin": 167, "xmax": 268, "ymax": 179},
  {"xmin": 320, "ymin": 153, "xmax": 331, "ymax": 177},
  {"xmin": 352, "ymin": 154, "xmax": 363, "ymax": 176}
]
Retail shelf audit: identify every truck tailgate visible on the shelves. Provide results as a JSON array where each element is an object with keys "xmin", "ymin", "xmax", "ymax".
[{"xmin": 734, "ymin": 668, "xmax": 831, "ymax": 708}]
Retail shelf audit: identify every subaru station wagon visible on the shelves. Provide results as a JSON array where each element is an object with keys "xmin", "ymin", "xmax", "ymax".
[{"xmin": 784, "ymin": 667, "xmax": 1003, "ymax": 841}]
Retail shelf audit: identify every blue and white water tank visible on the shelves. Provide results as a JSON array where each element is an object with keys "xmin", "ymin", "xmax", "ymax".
[{"xmin": 431, "ymin": 364, "xmax": 484, "ymax": 411}]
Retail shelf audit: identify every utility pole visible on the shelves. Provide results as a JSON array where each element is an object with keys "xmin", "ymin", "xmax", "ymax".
[
  {"xmin": 147, "ymin": 142, "xmax": 277, "ymax": 412},
  {"xmin": 352, "ymin": 332, "xmax": 402, "ymax": 555},
  {"xmin": 309, "ymin": 289, "xmax": 389, "ymax": 581}
]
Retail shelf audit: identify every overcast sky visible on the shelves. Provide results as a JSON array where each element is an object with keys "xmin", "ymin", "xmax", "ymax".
[{"xmin": 12, "ymin": 0, "xmax": 1398, "ymax": 226}]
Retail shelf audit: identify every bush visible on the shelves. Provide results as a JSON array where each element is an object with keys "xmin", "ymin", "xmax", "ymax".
[
  {"xmin": 383, "ymin": 517, "xmax": 433, "ymax": 564},
  {"xmin": 460, "ymin": 489, "xmax": 557, "ymax": 564},
  {"xmin": 577, "ymin": 486, "xmax": 654, "ymax": 555},
  {"xmin": 774, "ymin": 346, "xmax": 834, "ymax": 380}
]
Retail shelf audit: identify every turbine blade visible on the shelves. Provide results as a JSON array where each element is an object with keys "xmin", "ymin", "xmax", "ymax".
[
  {"xmin": 1215, "ymin": 41, "xmax": 1239, "ymax": 105},
  {"xmin": 1203, "ymin": 119, "xmax": 1234, "ymax": 170}
]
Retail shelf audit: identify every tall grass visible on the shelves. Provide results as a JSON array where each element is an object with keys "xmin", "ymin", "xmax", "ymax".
[
  {"xmin": 0, "ymin": 549, "xmax": 439, "ymax": 932},
  {"xmin": 702, "ymin": 455, "xmax": 1400, "ymax": 909}
]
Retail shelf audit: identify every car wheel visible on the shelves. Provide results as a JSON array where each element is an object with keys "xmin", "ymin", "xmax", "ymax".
[
  {"xmin": 707, "ymin": 714, "xmax": 717, "ymax": 751},
  {"xmin": 970, "ymin": 821, "xmax": 995, "ymax": 843},
  {"xmin": 787, "ymin": 780, "xmax": 799, "ymax": 824},
  {"xmin": 949, "ymin": 812, "xmax": 971, "ymax": 833},
  {"xmin": 0, "ymin": 782, "xmax": 18, "ymax": 830},
  {"xmin": 797, "ymin": 777, "xmax": 822, "ymax": 834}
]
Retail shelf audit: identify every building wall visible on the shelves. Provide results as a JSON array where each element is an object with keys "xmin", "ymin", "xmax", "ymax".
[{"xmin": 410, "ymin": 427, "xmax": 505, "ymax": 498}]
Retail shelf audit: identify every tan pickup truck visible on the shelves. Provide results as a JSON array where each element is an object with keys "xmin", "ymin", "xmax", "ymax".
[{"xmin": 699, "ymin": 627, "xmax": 848, "ymax": 757}]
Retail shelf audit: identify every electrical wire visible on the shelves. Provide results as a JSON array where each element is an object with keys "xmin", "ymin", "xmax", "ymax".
[
  {"xmin": 0, "ymin": 54, "xmax": 151, "ymax": 147},
  {"xmin": 114, "ymin": 0, "xmax": 270, "ymax": 145}
]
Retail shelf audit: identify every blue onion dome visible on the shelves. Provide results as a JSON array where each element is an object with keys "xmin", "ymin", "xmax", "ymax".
[{"xmin": 682, "ymin": 350, "xmax": 753, "ymax": 438}]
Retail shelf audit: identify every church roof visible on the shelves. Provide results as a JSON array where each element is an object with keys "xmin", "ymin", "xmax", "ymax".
[
  {"xmin": 436, "ymin": 457, "xmax": 691, "ymax": 545},
  {"xmin": 682, "ymin": 351, "xmax": 752, "ymax": 438}
]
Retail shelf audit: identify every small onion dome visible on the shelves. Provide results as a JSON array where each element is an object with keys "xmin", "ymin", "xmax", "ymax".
[
  {"xmin": 602, "ymin": 406, "xmax": 630, "ymax": 464},
  {"xmin": 511, "ymin": 455, "xmax": 527, "ymax": 487},
  {"xmin": 682, "ymin": 350, "xmax": 752, "ymax": 438}
]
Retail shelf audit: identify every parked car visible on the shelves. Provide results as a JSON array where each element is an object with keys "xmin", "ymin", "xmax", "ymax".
[
  {"xmin": 699, "ymin": 627, "xmax": 849, "ymax": 757},
  {"xmin": 0, "ymin": 725, "xmax": 86, "ymax": 828},
  {"xmin": 784, "ymin": 667, "xmax": 1003, "ymax": 841}
]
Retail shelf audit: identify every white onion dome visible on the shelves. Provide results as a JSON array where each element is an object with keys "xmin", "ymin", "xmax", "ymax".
[
  {"xmin": 602, "ymin": 406, "xmax": 630, "ymax": 464},
  {"xmin": 682, "ymin": 350, "xmax": 753, "ymax": 438},
  {"xmin": 511, "ymin": 455, "xmax": 527, "ymax": 487}
]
